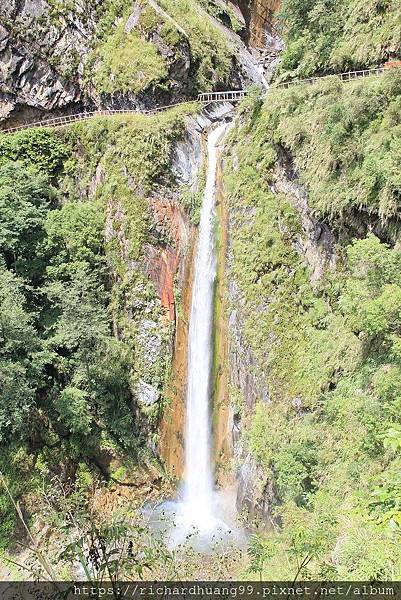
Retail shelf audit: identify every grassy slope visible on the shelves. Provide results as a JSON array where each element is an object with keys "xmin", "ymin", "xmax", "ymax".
[
  {"xmin": 225, "ymin": 74, "xmax": 401, "ymax": 578},
  {"xmin": 90, "ymin": 0, "xmax": 239, "ymax": 95},
  {"xmin": 268, "ymin": 71, "xmax": 401, "ymax": 237},
  {"xmin": 277, "ymin": 0, "xmax": 401, "ymax": 80}
]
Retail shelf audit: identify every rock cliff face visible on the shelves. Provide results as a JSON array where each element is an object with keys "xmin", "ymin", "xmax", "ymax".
[
  {"xmin": 248, "ymin": 0, "xmax": 280, "ymax": 46},
  {"xmin": 228, "ymin": 277, "xmax": 277, "ymax": 521},
  {"xmin": 231, "ymin": 0, "xmax": 280, "ymax": 45},
  {"xmin": 159, "ymin": 103, "xmax": 235, "ymax": 480},
  {"xmin": 0, "ymin": 0, "xmax": 266, "ymax": 128},
  {"xmin": 228, "ymin": 151, "xmax": 335, "ymax": 521},
  {"xmin": 272, "ymin": 150, "xmax": 336, "ymax": 281},
  {"xmin": 0, "ymin": 0, "xmax": 95, "ymax": 123}
]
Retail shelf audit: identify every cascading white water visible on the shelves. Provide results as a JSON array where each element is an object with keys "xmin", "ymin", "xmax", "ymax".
[
  {"xmin": 147, "ymin": 122, "xmax": 244, "ymax": 550},
  {"xmin": 182, "ymin": 123, "xmax": 229, "ymax": 532}
]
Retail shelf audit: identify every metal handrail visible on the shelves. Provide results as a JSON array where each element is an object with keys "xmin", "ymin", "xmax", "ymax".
[
  {"xmin": 0, "ymin": 102, "xmax": 200, "ymax": 134},
  {"xmin": 197, "ymin": 90, "xmax": 247, "ymax": 102},
  {"xmin": 1, "ymin": 65, "xmax": 398, "ymax": 135},
  {"xmin": 273, "ymin": 67, "xmax": 385, "ymax": 89}
]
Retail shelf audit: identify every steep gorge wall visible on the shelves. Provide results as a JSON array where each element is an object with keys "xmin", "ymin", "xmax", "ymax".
[
  {"xmin": 221, "ymin": 65, "xmax": 401, "ymax": 575},
  {"xmin": 231, "ymin": 0, "xmax": 280, "ymax": 46},
  {"xmin": 158, "ymin": 105, "xmax": 235, "ymax": 481},
  {"xmin": 227, "ymin": 158, "xmax": 335, "ymax": 522},
  {"xmin": 0, "ymin": 0, "xmax": 266, "ymax": 128},
  {"xmin": 248, "ymin": 0, "xmax": 280, "ymax": 46}
]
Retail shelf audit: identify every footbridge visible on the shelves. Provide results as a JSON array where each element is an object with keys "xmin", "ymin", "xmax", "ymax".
[
  {"xmin": 0, "ymin": 66, "xmax": 397, "ymax": 135},
  {"xmin": 197, "ymin": 90, "xmax": 247, "ymax": 103}
]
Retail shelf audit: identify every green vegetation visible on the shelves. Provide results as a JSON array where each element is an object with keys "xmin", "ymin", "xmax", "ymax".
[
  {"xmin": 92, "ymin": 25, "xmax": 168, "ymax": 94},
  {"xmin": 0, "ymin": 129, "xmax": 68, "ymax": 177},
  {"xmin": 262, "ymin": 70, "xmax": 401, "ymax": 236},
  {"xmin": 156, "ymin": 0, "xmax": 234, "ymax": 89},
  {"xmin": 90, "ymin": 0, "xmax": 235, "ymax": 95},
  {"xmin": 94, "ymin": 25, "xmax": 167, "ymax": 94},
  {"xmin": 278, "ymin": 0, "xmax": 401, "ymax": 80},
  {"xmin": 0, "ymin": 106, "xmax": 195, "ymax": 553},
  {"xmin": 0, "ymin": 162, "xmax": 54, "ymax": 282},
  {"xmin": 225, "ymin": 76, "xmax": 401, "ymax": 579}
]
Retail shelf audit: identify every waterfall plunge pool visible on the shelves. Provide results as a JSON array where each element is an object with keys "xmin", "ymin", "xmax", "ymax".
[{"xmin": 145, "ymin": 488, "xmax": 246, "ymax": 553}]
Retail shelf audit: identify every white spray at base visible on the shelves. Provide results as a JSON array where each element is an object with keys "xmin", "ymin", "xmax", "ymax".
[{"xmin": 182, "ymin": 122, "xmax": 228, "ymax": 532}]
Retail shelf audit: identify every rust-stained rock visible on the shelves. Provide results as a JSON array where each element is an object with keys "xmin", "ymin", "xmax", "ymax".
[
  {"xmin": 158, "ymin": 238, "xmax": 195, "ymax": 480},
  {"xmin": 145, "ymin": 244, "xmax": 178, "ymax": 321},
  {"xmin": 249, "ymin": 0, "xmax": 281, "ymax": 47},
  {"xmin": 145, "ymin": 196, "xmax": 192, "ymax": 321},
  {"xmin": 231, "ymin": 0, "xmax": 280, "ymax": 47},
  {"xmin": 213, "ymin": 150, "xmax": 235, "ymax": 488},
  {"xmin": 149, "ymin": 197, "xmax": 191, "ymax": 253}
]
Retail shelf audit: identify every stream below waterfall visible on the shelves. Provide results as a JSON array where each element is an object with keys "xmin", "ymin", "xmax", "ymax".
[{"xmin": 147, "ymin": 120, "xmax": 245, "ymax": 552}]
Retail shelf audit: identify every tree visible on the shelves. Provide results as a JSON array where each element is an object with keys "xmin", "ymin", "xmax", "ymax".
[
  {"xmin": 0, "ymin": 265, "xmax": 40, "ymax": 444},
  {"xmin": 45, "ymin": 274, "xmax": 137, "ymax": 455},
  {"xmin": 45, "ymin": 200, "xmax": 105, "ymax": 281},
  {"xmin": 0, "ymin": 161, "xmax": 53, "ymax": 282},
  {"xmin": 0, "ymin": 129, "xmax": 69, "ymax": 178}
]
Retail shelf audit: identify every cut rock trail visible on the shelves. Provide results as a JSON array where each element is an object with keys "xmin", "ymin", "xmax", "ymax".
[{"xmin": 1, "ymin": 66, "xmax": 395, "ymax": 135}]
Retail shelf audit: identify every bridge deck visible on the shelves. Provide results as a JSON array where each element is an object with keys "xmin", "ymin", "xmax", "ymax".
[{"xmin": 197, "ymin": 90, "xmax": 247, "ymax": 103}]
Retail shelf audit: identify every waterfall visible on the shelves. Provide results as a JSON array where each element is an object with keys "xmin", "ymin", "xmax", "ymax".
[
  {"xmin": 183, "ymin": 122, "xmax": 229, "ymax": 532},
  {"xmin": 147, "ymin": 122, "xmax": 243, "ymax": 549}
]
